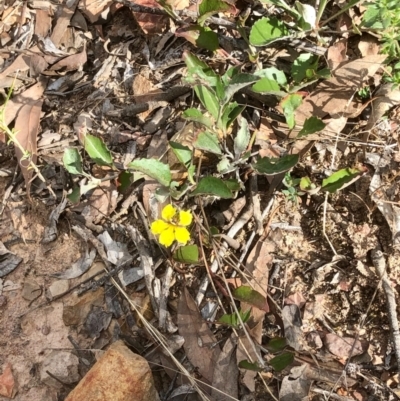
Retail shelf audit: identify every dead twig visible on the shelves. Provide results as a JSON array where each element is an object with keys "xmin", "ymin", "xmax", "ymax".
[{"xmin": 371, "ymin": 244, "xmax": 400, "ymax": 382}]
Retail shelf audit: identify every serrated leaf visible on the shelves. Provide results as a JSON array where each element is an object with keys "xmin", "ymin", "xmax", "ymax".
[
  {"xmin": 128, "ymin": 159, "xmax": 172, "ymax": 187},
  {"xmin": 63, "ymin": 148, "xmax": 83, "ymax": 175},
  {"xmin": 249, "ymin": 17, "xmax": 289, "ymax": 46},
  {"xmin": 252, "ymin": 154, "xmax": 299, "ymax": 175},
  {"xmin": 269, "ymin": 352, "xmax": 294, "ymax": 372},
  {"xmin": 194, "ymin": 131, "xmax": 222, "ymax": 155},
  {"xmin": 218, "ymin": 309, "xmax": 251, "ymax": 328},
  {"xmin": 232, "ymin": 286, "xmax": 268, "ymax": 312},
  {"xmin": 234, "ymin": 117, "xmax": 250, "ymax": 159},
  {"xmin": 194, "ymin": 85, "xmax": 219, "ymax": 120},
  {"xmin": 191, "ymin": 176, "xmax": 233, "ymax": 198},
  {"xmin": 223, "ymin": 74, "xmax": 259, "ymax": 104},
  {"xmin": 238, "ymin": 360, "xmax": 263, "ymax": 372},
  {"xmin": 182, "ymin": 108, "xmax": 214, "ymax": 128},
  {"xmin": 321, "ymin": 167, "xmax": 364, "ymax": 193},
  {"xmin": 173, "ymin": 245, "xmax": 199, "ymax": 264},
  {"xmin": 84, "ymin": 134, "xmax": 113, "ymax": 166},
  {"xmin": 298, "ymin": 116, "xmax": 326, "ymax": 137},
  {"xmin": 266, "ymin": 337, "xmax": 287, "ymax": 353},
  {"xmin": 170, "ymin": 141, "xmax": 192, "ymax": 168},
  {"xmin": 280, "ymin": 94, "xmax": 303, "ymax": 129}
]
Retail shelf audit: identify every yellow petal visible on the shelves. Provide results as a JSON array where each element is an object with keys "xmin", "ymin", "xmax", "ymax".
[
  {"xmin": 162, "ymin": 204, "xmax": 177, "ymax": 222},
  {"xmin": 175, "ymin": 227, "xmax": 190, "ymax": 245},
  {"xmin": 159, "ymin": 226, "xmax": 175, "ymax": 247},
  {"xmin": 179, "ymin": 210, "xmax": 192, "ymax": 226},
  {"xmin": 151, "ymin": 220, "xmax": 169, "ymax": 235}
]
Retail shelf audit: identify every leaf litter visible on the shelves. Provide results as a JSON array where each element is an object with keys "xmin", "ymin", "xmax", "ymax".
[{"xmin": 2, "ymin": 0, "xmax": 400, "ymax": 400}]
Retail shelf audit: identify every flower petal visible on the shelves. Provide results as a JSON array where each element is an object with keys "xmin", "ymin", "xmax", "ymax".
[
  {"xmin": 179, "ymin": 210, "xmax": 192, "ymax": 226},
  {"xmin": 151, "ymin": 220, "xmax": 169, "ymax": 235},
  {"xmin": 159, "ymin": 226, "xmax": 175, "ymax": 247},
  {"xmin": 175, "ymin": 227, "xmax": 190, "ymax": 245},
  {"xmin": 162, "ymin": 204, "xmax": 177, "ymax": 222}
]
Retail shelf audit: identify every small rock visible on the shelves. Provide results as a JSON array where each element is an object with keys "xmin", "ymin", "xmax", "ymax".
[
  {"xmin": 65, "ymin": 340, "xmax": 160, "ymax": 401},
  {"xmin": 22, "ymin": 279, "xmax": 42, "ymax": 301},
  {"xmin": 40, "ymin": 351, "xmax": 80, "ymax": 389},
  {"xmin": 47, "ymin": 280, "xmax": 69, "ymax": 299}
]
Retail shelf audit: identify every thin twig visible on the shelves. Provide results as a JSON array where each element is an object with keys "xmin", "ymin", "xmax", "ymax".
[{"xmin": 371, "ymin": 244, "xmax": 400, "ymax": 382}]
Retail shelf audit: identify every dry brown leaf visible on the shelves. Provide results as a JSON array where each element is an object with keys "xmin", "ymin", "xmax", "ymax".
[
  {"xmin": 177, "ymin": 287, "xmax": 220, "ymax": 385},
  {"xmin": 29, "ymin": 53, "xmax": 48, "ymax": 77},
  {"xmin": 132, "ymin": 72, "xmax": 156, "ymax": 120},
  {"xmin": 0, "ymin": 363, "xmax": 16, "ymax": 398},
  {"xmin": 48, "ymin": 46, "xmax": 87, "ymax": 72},
  {"xmin": 3, "ymin": 77, "xmax": 47, "ymax": 127},
  {"xmin": 14, "ymin": 98, "xmax": 43, "ymax": 196},
  {"xmin": 365, "ymin": 83, "xmax": 400, "ymax": 130},
  {"xmin": 166, "ymin": 0, "xmax": 189, "ymax": 10},
  {"xmin": 51, "ymin": 0, "xmax": 80, "ymax": 46},
  {"xmin": 80, "ymin": 0, "xmax": 113, "ymax": 23},
  {"xmin": 327, "ymin": 39, "xmax": 347, "ymax": 70},
  {"xmin": 132, "ymin": 0, "xmax": 168, "ymax": 34},
  {"xmin": 294, "ymin": 54, "xmax": 387, "ymax": 126},
  {"xmin": 211, "ymin": 335, "xmax": 238, "ymax": 401},
  {"xmin": 324, "ymin": 333, "xmax": 365, "ymax": 359},
  {"xmin": 34, "ymin": 9, "xmax": 52, "ymax": 37},
  {"xmin": 236, "ymin": 334, "xmax": 258, "ymax": 391},
  {"xmin": 0, "ymin": 54, "xmax": 31, "ymax": 87},
  {"xmin": 358, "ymin": 33, "xmax": 380, "ymax": 57}
]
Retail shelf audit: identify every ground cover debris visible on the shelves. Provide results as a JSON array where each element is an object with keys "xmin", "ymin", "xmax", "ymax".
[{"xmin": 1, "ymin": 0, "xmax": 400, "ymax": 399}]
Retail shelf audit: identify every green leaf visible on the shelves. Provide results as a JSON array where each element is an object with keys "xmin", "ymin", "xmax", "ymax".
[
  {"xmin": 238, "ymin": 360, "xmax": 263, "ymax": 372},
  {"xmin": 169, "ymin": 141, "xmax": 192, "ymax": 168},
  {"xmin": 67, "ymin": 187, "xmax": 81, "ymax": 203},
  {"xmin": 83, "ymin": 134, "xmax": 113, "ymax": 166},
  {"xmin": 127, "ymin": 159, "xmax": 172, "ymax": 187},
  {"xmin": 252, "ymin": 78, "xmax": 281, "ymax": 94},
  {"xmin": 321, "ymin": 167, "xmax": 364, "ymax": 193},
  {"xmin": 63, "ymin": 148, "xmax": 83, "ymax": 175},
  {"xmin": 291, "ymin": 53, "xmax": 318, "ymax": 83},
  {"xmin": 232, "ymin": 286, "xmax": 268, "ymax": 312},
  {"xmin": 198, "ymin": 0, "xmax": 232, "ymax": 25},
  {"xmin": 249, "ymin": 17, "xmax": 289, "ymax": 46},
  {"xmin": 254, "ymin": 67, "xmax": 287, "ymax": 86},
  {"xmin": 191, "ymin": 176, "xmax": 233, "ymax": 198},
  {"xmin": 252, "ymin": 154, "xmax": 299, "ymax": 175},
  {"xmin": 298, "ymin": 116, "xmax": 326, "ymax": 137},
  {"xmin": 196, "ymin": 27, "xmax": 219, "ymax": 51},
  {"xmin": 220, "ymin": 102, "xmax": 245, "ymax": 132},
  {"xmin": 217, "ymin": 157, "xmax": 232, "ymax": 173},
  {"xmin": 173, "ymin": 245, "xmax": 199, "ymax": 264},
  {"xmin": 295, "ymin": 1, "xmax": 316, "ymax": 29},
  {"xmin": 183, "ymin": 108, "xmax": 214, "ymax": 128},
  {"xmin": 266, "ymin": 337, "xmax": 287, "ymax": 353},
  {"xmin": 269, "ymin": 352, "xmax": 294, "ymax": 372},
  {"xmin": 225, "ymin": 179, "xmax": 241, "ymax": 192},
  {"xmin": 299, "ymin": 176, "xmax": 318, "ymax": 193},
  {"xmin": 218, "ymin": 309, "xmax": 251, "ymax": 328},
  {"xmin": 280, "ymin": 94, "xmax": 303, "ymax": 129},
  {"xmin": 118, "ymin": 171, "xmax": 133, "ymax": 193},
  {"xmin": 223, "ymin": 74, "xmax": 259, "ymax": 104},
  {"xmin": 234, "ymin": 117, "xmax": 250, "ymax": 158},
  {"xmin": 183, "ymin": 51, "xmax": 218, "ymax": 86},
  {"xmin": 194, "ymin": 131, "xmax": 222, "ymax": 155},
  {"xmin": 194, "ymin": 85, "xmax": 219, "ymax": 120}
]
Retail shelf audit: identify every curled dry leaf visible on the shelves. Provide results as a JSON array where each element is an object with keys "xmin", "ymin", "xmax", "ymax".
[{"xmin": 49, "ymin": 46, "xmax": 87, "ymax": 72}]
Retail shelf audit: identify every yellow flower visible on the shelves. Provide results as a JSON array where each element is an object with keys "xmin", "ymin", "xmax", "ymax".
[{"xmin": 150, "ymin": 204, "xmax": 193, "ymax": 247}]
